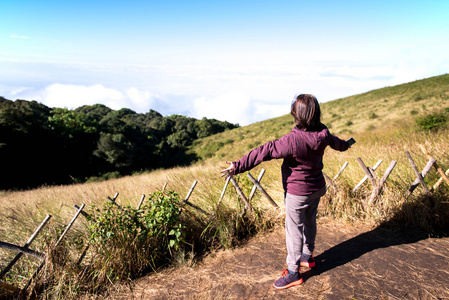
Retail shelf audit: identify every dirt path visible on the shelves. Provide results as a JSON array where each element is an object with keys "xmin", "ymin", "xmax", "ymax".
[{"xmin": 106, "ymin": 219, "xmax": 449, "ymax": 299}]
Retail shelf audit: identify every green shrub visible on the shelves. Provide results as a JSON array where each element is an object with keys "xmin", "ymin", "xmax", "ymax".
[
  {"xmin": 369, "ymin": 112, "xmax": 378, "ymax": 119},
  {"xmin": 415, "ymin": 112, "xmax": 447, "ymax": 131},
  {"xmin": 414, "ymin": 95, "xmax": 424, "ymax": 101},
  {"xmin": 87, "ymin": 191, "xmax": 185, "ymax": 283},
  {"xmin": 85, "ymin": 171, "xmax": 121, "ymax": 183}
]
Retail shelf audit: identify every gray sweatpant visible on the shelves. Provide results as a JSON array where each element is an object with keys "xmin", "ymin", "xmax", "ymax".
[{"xmin": 284, "ymin": 186, "xmax": 326, "ymax": 272}]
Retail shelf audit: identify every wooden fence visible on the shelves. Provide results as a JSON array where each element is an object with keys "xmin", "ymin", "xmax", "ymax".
[{"xmin": 1, "ymin": 143, "xmax": 448, "ymax": 295}]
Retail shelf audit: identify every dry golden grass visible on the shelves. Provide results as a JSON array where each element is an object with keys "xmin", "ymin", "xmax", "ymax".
[
  {"xmin": 1, "ymin": 123, "xmax": 448, "ymax": 254},
  {"xmin": 0, "ymin": 160, "xmax": 287, "ymax": 298},
  {"xmin": 1, "ymin": 74, "xmax": 449, "ymax": 299},
  {"xmin": 1, "ymin": 124, "xmax": 448, "ymax": 299}
]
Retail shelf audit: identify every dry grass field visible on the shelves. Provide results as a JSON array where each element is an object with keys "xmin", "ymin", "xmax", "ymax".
[{"xmin": 1, "ymin": 74, "xmax": 449, "ymax": 299}]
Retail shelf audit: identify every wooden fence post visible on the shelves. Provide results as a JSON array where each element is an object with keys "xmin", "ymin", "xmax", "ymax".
[
  {"xmin": 72, "ymin": 204, "xmax": 94, "ymax": 265},
  {"xmin": 356, "ymin": 157, "xmax": 376, "ymax": 186},
  {"xmin": 353, "ymin": 159, "xmax": 383, "ymax": 192},
  {"xmin": 247, "ymin": 172, "xmax": 278, "ymax": 208},
  {"xmin": 434, "ymin": 168, "xmax": 449, "ymax": 190},
  {"xmin": 419, "ymin": 144, "xmax": 449, "ymax": 189},
  {"xmin": 333, "ymin": 162, "xmax": 349, "ymax": 180},
  {"xmin": 183, "ymin": 181, "xmax": 211, "ymax": 216},
  {"xmin": 74, "ymin": 204, "xmax": 94, "ymax": 221},
  {"xmin": 323, "ymin": 172, "xmax": 332, "ymax": 188},
  {"xmin": 0, "ymin": 214, "xmax": 51, "ymax": 281},
  {"xmin": 368, "ymin": 160, "xmax": 397, "ymax": 204},
  {"xmin": 107, "ymin": 193, "xmax": 120, "ymax": 206},
  {"xmin": 109, "ymin": 192, "xmax": 119, "ymax": 202},
  {"xmin": 248, "ymin": 169, "xmax": 266, "ymax": 201},
  {"xmin": 0, "ymin": 241, "xmax": 44, "ymax": 259},
  {"xmin": 229, "ymin": 176, "xmax": 253, "ymax": 211},
  {"xmin": 324, "ymin": 162, "xmax": 349, "ymax": 188},
  {"xmin": 23, "ymin": 204, "xmax": 86, "ymax": 292},
  {"xmin": 55, "ymin": 204, "xmax": 85, "ymax": 247},
  {"xmin": 217, "ymin": 176, "xmax": 230, "ymax": 206},
  {"xmin": 137, "ymin": 194, "xmax": 146, "ymax": 210},
  {"xmin": 107, "ymin": 193, "xmax": 134, "ymax": 218},
  {"xmin": 357, "ymin": 157, "xmax": 397, "ymax": 205},
  {"xmin": 184, "ymin": 181, "xmax": 197, "ymax": 203},
  {"xmin": 406, "ymin": 158, "xmax": 436, "ymax": 196},
  {"xmin": 405, "ymin": 151, "xmax": 430, "ymax": 195},
  {"xmin": 324, "ymin": 162, "xmax": 350, "ymax": 189}
]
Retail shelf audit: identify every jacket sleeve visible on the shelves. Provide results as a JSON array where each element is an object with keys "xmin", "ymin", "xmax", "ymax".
[
  {"xmin": 328, "ymin": 134, "xmax": 350, "ymax": 152},
  {"xmin": 233, "ymin": 133, "xmax": 293, "ymax": 175}
]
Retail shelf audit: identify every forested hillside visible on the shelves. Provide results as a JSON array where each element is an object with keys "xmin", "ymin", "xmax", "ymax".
[{"xmin": 0, "ymin": 98, "xmax": 238, "ymax": 190}]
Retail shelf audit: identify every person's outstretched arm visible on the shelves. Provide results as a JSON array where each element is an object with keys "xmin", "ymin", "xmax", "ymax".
[
  {"xmin": 329, "ymin": 134, "xmax": 351, "ymax": 152},
  {"xmin": 221, "ymin": 133, "xmax": 292, "ymax": 178}
]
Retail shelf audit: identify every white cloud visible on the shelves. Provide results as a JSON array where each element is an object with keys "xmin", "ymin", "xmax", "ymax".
[
  {"xmin": 40, "ymin": 84, "xmax": 125, "ymax": 110},
  {"xmin": 10, "ymin": 86, "xmax": 32, "ymax": 96},
  {"xmin": 2, "ymin": 46, "xmax": 448, "ymax": 126},
  {"xmin": 192, "ymin": 91, "xmax": 255, "ymax": 125},
  {"xmin": 190, "ymin": 92, "xmax": 291, "ymax": 126},
  {"xmin": 125, "ymin": 87, "xmax": 155, "ymax": 112},
  {"xmin": 254, "ymin": 102, "xmax": 288, "ymax": 120},
  {"xmin": 7, "ymin": 83, "xmax": 161, "ymax": 116}
]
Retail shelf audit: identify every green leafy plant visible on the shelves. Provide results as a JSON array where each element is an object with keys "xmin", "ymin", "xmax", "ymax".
[
  {"xmin": 142, "ymin": 191, "xmax": 185, "ymax": 253},
  {"xmin": 415, "ymin": 111, "xmax": 447, "ymax": 131},
  {"xmin": 87, "ymin": 191, "xmax": 185, "ymax": 284},
  {"xmin": 369, "ymin": 112, "xmax": 378, "ymax": 119}
]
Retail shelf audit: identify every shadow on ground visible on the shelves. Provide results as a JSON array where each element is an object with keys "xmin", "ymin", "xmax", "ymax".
[
  {"xmin": 304, "ymin": 224, "xmax": 430, "ymax": 282},
  {"xmin": 299, "ymin": 199, "xmax": 449, "ymax": 299}
]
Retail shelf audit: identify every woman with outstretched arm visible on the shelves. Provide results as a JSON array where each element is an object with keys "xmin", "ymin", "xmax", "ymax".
[{"xmin": 221, "ymin": 94, "xmax": 353, "ymax": 289}]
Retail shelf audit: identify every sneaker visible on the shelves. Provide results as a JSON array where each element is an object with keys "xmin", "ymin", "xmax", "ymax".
[
  {"xmin": 300, "ymin": 254, "xmax": 315, "ymax": 268},
  {"xmin": 273, "ymin": 268, "xmax": 303, "ymax": 289}
]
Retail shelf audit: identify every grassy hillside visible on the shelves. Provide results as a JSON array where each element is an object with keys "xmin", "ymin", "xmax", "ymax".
[
  {"xmin": 190, "ymin": 74, "xmax": 449, "ymax": 162},
  {"xmin": 1, "ymin": 74, "xmax": 448, "ymax": 299}
]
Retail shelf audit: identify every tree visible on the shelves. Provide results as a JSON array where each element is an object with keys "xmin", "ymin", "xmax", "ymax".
[
  {"xmin": 48, "ymin": 108, "xmax": 97, "ymax": 138},
  {"xmin": 94, "ymin": 133, "xmax": 135, "ymax": 170},
  {"xmin": 0, "ymin": 99, "xmax": 55, "ymax": 188},
  {"xmin": 75, "ymin": 104, "xmax": 112, "ymax": 123},
  {"xmin": 0, "ymin": 98, "xmax": 239, "ymax": 189}
]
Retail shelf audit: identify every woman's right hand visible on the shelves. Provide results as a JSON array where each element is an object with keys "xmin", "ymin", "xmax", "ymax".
[{"xmin": 220, "ymin": 161, "xmax": 235, "ymax": 179}]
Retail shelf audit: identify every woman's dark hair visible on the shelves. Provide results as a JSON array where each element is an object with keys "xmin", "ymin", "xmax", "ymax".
[{"xmin": 290, "ymin": 94, "xmax": 321, "ymax": 131}]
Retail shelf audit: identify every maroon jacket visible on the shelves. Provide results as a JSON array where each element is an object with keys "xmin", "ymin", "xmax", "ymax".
[{"xmin": 233, "ymin": 124, "xmax": 349, "ymax": 196}]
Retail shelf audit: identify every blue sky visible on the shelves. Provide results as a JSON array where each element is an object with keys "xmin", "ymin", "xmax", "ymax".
[{"xmin": 1, "ymin": 0, "xmax": 448, "ymax": 125}]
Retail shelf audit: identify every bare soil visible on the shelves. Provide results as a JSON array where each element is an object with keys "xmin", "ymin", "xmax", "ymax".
[{"xmin": 103, "ymin": 218, "xmax": 449, "ymax": 299}]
